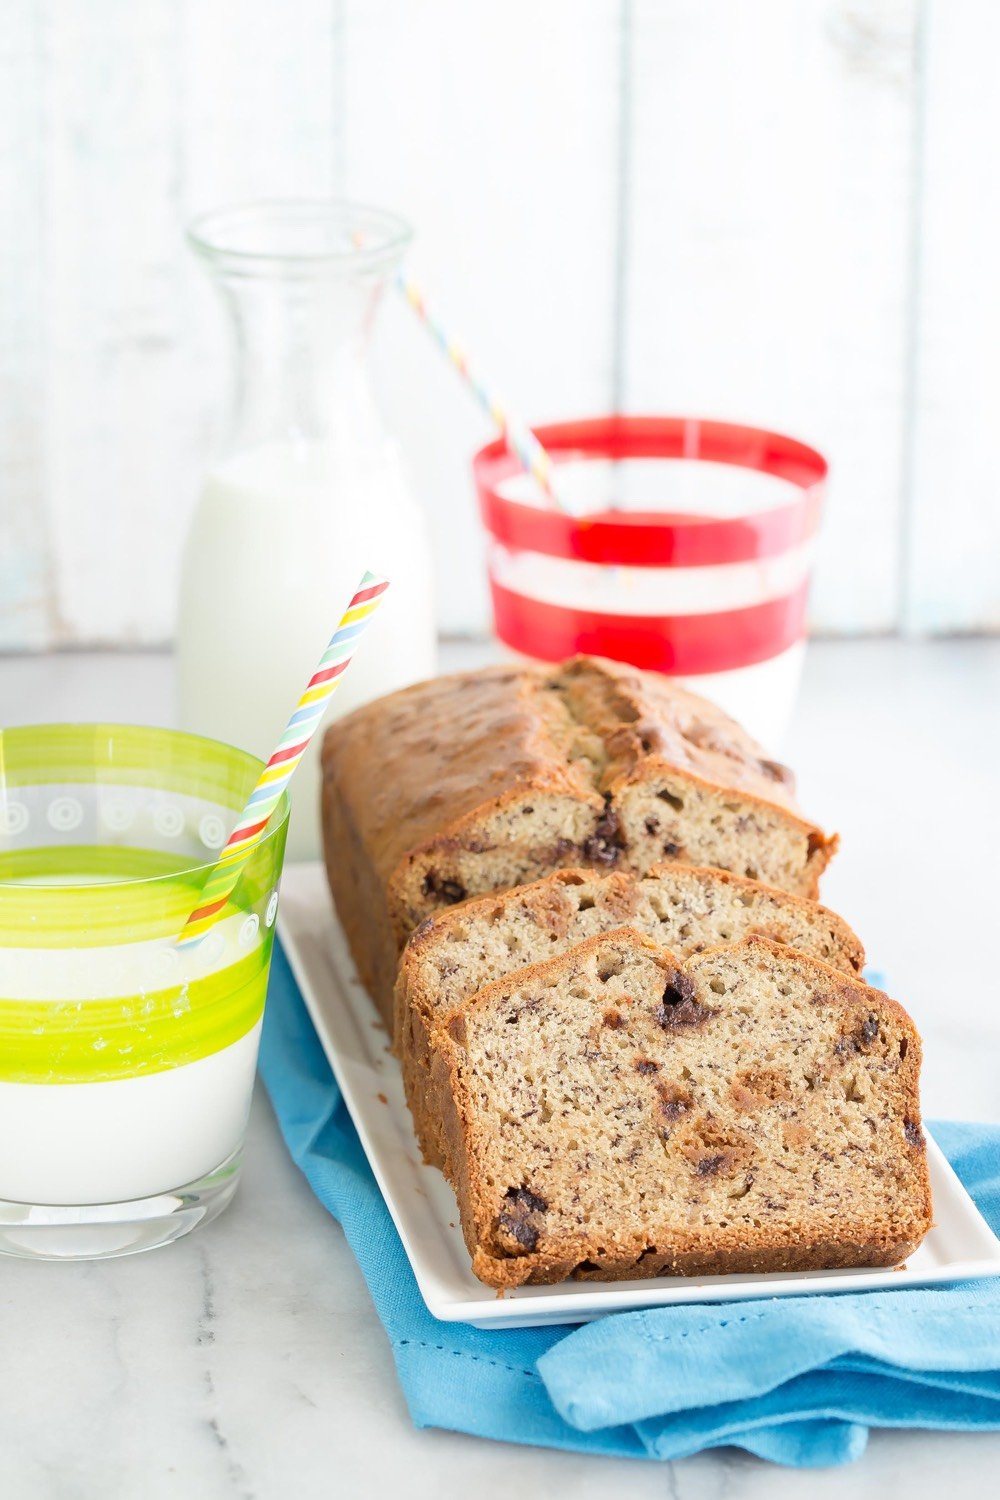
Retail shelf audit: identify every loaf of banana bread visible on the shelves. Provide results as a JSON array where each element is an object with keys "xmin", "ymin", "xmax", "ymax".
[
  {"xmin": 397, "ymin": 863, "xmax": 864, "ymax": 1168},
  {"xmin": 321, "ymin": 657, "xmax": 838, "ymax": 1023},
  {"xmin": 437, "ymin": 931, "xmax": 932, "ymax": 1288}
]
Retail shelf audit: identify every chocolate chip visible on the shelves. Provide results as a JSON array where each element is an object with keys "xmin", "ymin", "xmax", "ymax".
[
  {"xmin": 662, "ymin": 840, "xmax": 681, "ymax": 857},
  {"xmin": 835, "ymin": 1011, "xmax": 882, "ymax": 1056},
  {"xmin": 634, "ymin": 1058, "xmax": 659, "ymax": 1075},
  {"xmin": 507, "ymin": 1185, "xmax": 547, "ymax": 1214},
  {"xmin": 582, "ymin": 795, "xmax": 626, "ymax": 867},
  {"xmin": 497, "ymin": 1212, "xmax": 539, "ymax": 1252},
  {"xmin": 421, "ymin": 871, "xmax": 467, "ymax": 904},
  {"xmin": 696, "ymin": 1152, "xmax": 728, "ymax": 1177},
  {"xmin": 659, "ymin": 999, "xmax": 710, "ymax": 1029},
  {"xmin": 644, "ymin": 815, "xmax": 660, "ymax": 835},
  {"xmin": 582, "ymin": 838, "xmax": 620, "ymax": 867},
  {"xmin": 660, "ymin": 971, "xmax": 697, "ymax": 1009},
  {"xmin": 904, "ymin": 1118, "xmax": 925, "ymax": 1150},
  {"xmin": 655, "ymin": 971, "xmax": 710, "ymax": 1029},
  {"xmin": 497, "ymin": 1185, "xmax": 548, "ymax": 1255}
]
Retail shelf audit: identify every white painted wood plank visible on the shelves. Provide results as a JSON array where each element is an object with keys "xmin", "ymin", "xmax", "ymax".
[
  {"xmin": 0, "ymin": 2, "xmax": 53, "ymax": 648},
  {"xmin": 341, "ymin": 0, "xmax": 621, "ymax": 635},
  {"xmin": 905, "ymin": 0, "xmax": 1000, "ymax": 632},
  {"xmin": 37, "ymin": 0, "xmax": 338, "ymax": 648},
  {"xmin": 177, "ymin": 0, "xmax": 342, "ymax": 211},
  {"xmin": 38, "ymin": 0, "xmax": 191, "ymax": 646},
  {"xmin": 621, "ymin": 0, "xmax": 918, "ymax": 633}
]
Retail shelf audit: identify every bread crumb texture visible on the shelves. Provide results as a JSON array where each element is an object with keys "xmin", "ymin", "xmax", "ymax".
[
  {"xmin": 440, "ymin": 933, "xmax": 932, "ymax": 1288},
  {"xmin": 397, "ymin": 863, "xmax": 865, "ymax": 1169}
]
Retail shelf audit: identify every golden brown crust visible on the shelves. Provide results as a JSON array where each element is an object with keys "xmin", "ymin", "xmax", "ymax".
[
  {"xmin": 470, "ymin": 1234, "xmax": 928, "ymax": 1288},
  {"xmin": 320, "ymin": 663, "xmax": 602, "ymax": 892},
  {"xmin": 554, "ymin": 658, "xmax": 836, "ymax": 896},
  {"xmin": 321, "ymin": 657, "xmax": 838, "ymax": 1020},
  {"xmin": 560, "ymin": 655, "xmax": 802, "ymax": 809},
  {"xmin": 438, "ymin": 933, "xmax": 932, "ymax": 1290},
  {"xmin": 321, "ymin": 772, "xmax": 400, "ymax": 1014}
]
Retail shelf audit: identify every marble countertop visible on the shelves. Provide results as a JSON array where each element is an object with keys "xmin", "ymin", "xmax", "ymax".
[{"xmin": 2, "ymin": 639, "xmax": 998, "ymax": 1498}]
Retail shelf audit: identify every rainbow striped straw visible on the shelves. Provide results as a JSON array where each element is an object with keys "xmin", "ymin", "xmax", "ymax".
[
  {"xmin": 350, "ymin": 225, "xmax": 568, "ymax": 511},
  {"xmin": 395, "ymin": 271, "xmax": 568, "ymax": 513},
  {"xmin": 177, "ymin": 570, "xmax": 389, "ymax": 948}
]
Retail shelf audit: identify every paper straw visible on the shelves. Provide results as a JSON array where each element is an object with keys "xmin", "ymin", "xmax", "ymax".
[
  {"xmin": 177, "ymin": 570, "xmax": 390, "ymax": 948},
  {"xmin": 349, "ymin": 224, "xmax": 568, "ymax": 510},
  {"xmin": 394, "ymin": 271, "xmax": 568, "ymax": 513}
]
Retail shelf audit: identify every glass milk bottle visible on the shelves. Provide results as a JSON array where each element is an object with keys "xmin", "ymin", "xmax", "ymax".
[{"xmin": 179, "ymin": 202, "xmax": 436, "ymax": 860}]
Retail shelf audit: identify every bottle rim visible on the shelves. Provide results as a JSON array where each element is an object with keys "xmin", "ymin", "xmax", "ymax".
[{"xmin": 187, "ymin": 199, "xmax": 413, "ymax": 278}]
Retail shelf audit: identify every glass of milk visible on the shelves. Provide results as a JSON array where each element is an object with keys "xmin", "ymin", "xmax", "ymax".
[
  {"xmin": 0, "ymin": 722, "xmax": 289, "ymax": 1260},
  {"xmin": 179, "ymin": 201, "xmax": 437, "ymax": 861}
]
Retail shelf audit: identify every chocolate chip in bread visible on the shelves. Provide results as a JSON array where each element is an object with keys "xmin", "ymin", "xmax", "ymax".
[
  {"xmin": 396, "ymin": 863, "xmax": 865, "ymax": 1170},
  {"xmin": 437, "ymin": 931, "xmax": 932, "ymax": 1289}
]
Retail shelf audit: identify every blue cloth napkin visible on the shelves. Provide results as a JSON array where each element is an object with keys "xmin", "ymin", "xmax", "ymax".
[{"xmin": 258, "ymin": 939, "xmax": 1000, "ymax": 1468}]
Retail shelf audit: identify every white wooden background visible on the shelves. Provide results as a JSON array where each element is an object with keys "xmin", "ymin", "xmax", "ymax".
[{"xmin": 1, "ymin": 0, "xmax": 998, "ymax": 649}]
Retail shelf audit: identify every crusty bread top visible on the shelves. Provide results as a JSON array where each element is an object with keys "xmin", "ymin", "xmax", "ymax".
[
  {"xmin": 556, "ymin": 656, "xmax": 801, "ymax": 808},
  {"xmin": 320, "ymin": 663, "xmax": 604, "ymax": 888},
  {"xmin": 321, "ymin": 656, "xmax": 828, "ymax": 891}
]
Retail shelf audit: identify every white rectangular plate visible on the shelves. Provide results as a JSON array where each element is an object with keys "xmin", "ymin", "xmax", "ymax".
[{"xmin": 278, "ymin": 863, "xmax": 1000, "ymax": 1329}]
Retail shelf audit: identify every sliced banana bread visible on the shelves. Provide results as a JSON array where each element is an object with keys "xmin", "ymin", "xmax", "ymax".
[
  {"xmin": 398, "ymin": 864, "xmax": 865, "ymax": 1169},
  {"xmin": 321, "ymin": 656, "xmax": 837, "ymax": 1023},
  {"xmin": 437, "ymin": 931, "xmax": 931, "ymax": 1288}
]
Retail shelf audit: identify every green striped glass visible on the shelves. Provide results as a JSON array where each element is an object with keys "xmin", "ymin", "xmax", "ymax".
[{"xmin": 0, "ymin": 723, "xmax": 290, "ymax": 1259}]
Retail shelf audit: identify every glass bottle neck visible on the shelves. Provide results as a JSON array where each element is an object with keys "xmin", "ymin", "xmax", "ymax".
[
  {"xmin": 188, "ymin": 200, "xmax": 412, "ymax": 465},
  {"xmin": 213, "ymin": 271, "xmax": 387, "ymax": 458}
]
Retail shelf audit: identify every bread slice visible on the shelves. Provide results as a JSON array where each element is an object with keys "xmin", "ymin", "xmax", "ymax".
[
  {"xmin": 553, "ymin": 657, "xmax": 836, "ymax": 895},
  {"xmin": 398, "ymin": 864, "xmax": 865, "ymax": 1170},
  {"xmin": 437, "ymin": 931, "xmax": 932, "ymax": 1289},
  {"xmin": 321, "ymin": 656, "xmax": 837, "ymax": 1023}
]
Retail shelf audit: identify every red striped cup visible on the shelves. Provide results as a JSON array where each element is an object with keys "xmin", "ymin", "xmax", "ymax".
[{"xmin": 473, "ymin": 416, "xmax": 826, "ymax": 747}]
